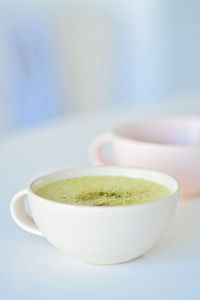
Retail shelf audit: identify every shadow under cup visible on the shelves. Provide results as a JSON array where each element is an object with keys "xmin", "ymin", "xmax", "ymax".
[{"xmin": 90, "ymin": 116, "xmax": 200, "ymax": 197}]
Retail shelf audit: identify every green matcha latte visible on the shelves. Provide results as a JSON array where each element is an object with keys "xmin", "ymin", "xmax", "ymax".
[{"xmin": 35, "ymin": 176, "xmax": 172, "ymax": 206}]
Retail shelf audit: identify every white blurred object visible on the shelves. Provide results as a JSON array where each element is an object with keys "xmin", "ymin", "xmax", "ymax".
[{"xmin": 55, "ymin": 9, "xmax": 113, "ymax": 112}]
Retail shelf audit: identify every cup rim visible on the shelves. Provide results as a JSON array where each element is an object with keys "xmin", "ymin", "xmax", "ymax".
[
  {"xmin": 28, "ymin": 166, "xmax": 179, "ymax": 210},
  {"xmin": 113, "ymin": 115, "xmax": 200, "ymax": 149}
]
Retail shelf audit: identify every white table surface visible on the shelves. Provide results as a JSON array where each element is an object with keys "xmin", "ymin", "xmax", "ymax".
[{"xmin": 1, "ymin": 107, "xmax": 200, "ymax": 300}]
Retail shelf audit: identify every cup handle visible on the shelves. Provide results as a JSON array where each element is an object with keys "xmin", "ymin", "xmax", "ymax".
[
  {"xmin": 10, "ymin": 189, "xmax": 43, "ymax": 236},
  {"xmin": 89, "ymin": 132, "xmax": 113, "ymax": 165}
]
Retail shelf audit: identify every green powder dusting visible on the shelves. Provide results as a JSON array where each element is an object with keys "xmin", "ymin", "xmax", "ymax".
[{"xmin": 35, "ymin": 176, "xmax": 172, "ymax": 206}]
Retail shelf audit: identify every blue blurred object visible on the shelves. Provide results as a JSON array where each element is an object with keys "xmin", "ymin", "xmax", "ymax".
[
  {"xmin": 113, "ymin": 1, "xmax": 171, "ymax": 106},
  {"xmin": 4, "ymin": 15, "xmax": 61, "ymax": 128}
]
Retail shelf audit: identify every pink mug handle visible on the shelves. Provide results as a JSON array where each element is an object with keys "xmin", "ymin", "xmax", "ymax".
[{"xmin": 89, "ymin": 132, "xmax": 112, "ymax": 165}]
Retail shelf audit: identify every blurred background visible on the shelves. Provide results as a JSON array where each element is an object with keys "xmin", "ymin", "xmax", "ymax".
[{"xmin": 0, "ymin": 0, "xmax": 200, "ymax": 134}]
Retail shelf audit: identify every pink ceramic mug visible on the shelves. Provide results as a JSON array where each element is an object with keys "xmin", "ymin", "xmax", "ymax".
[{"xmin": 89, "ymin": 116, "xmax": 200, "ymax": 198}]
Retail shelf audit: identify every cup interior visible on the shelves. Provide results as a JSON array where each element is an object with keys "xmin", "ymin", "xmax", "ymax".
[
  {"xmin": 116, "ymin": 117, "xmax": 200, "ymax": 146},
  {"xmin": 30, "ymin": 166, "xmax": 179, "ymax": 199}
]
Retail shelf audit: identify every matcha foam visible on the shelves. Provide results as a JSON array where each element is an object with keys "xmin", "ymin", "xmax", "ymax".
[{"xmin": 35, "ymin": 176, "xmax": 172, "ymax": 206}]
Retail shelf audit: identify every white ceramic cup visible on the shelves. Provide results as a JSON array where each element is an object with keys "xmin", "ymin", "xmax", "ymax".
[
  {"xmin": 89, "ymin": 117, "xmax": 200, "ymax": 197},
  {"xmin": 10, "ymin": 166, "xmax": 179, "ymax": 265}
]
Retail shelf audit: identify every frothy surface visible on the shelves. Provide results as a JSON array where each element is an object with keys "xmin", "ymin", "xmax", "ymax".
[{"xmin": 35, "ymin": 176, "xmax": 171, "ymax": 206}]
